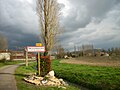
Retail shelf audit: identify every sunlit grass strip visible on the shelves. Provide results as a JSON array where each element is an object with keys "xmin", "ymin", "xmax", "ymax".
[
  {"xmin": 0, "ymin": 60, "xmax": 25, "ymax": 67},
  {"xmin": 52, "ymin": 60, "xmax": 120, "ymax": 90},
  {"xmin": 15, "ymin": 62, "xmax": 79, "ymax": 90}
]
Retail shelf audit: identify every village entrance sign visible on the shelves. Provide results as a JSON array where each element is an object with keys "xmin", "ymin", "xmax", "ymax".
[{"xmin": 25, "ymin": 43, "xmax": 45, "ymax": 75}]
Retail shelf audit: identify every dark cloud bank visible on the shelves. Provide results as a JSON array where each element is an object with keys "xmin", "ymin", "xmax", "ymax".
[
  {"xmin": 0, "ymin": 0, "xmax": 120, "ymax": 50},
  {"xmin": 0, "ymin": 0, "xmax": 39, "ymax": 49},
  {"xmin": 60, "ymin": 0, "xmax": 120, "ymax": 50}
]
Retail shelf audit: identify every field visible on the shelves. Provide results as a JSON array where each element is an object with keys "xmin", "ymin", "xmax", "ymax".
[
  {"xmin": 52, "ymin": 57, "xmax": 120, "ymax": 90},
  {"xmin": 14, "ymin": 56, "xmax": 120, "ymax": 90},
  {"xmin": 60, "ymin": 56, "xmax": 120, "ymax": 67}
]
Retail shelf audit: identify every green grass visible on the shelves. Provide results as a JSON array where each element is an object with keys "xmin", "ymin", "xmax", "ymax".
[
  {"xmin": 15, "ymin": 62, "xmax": 79, "ymax": 90},
  {"xmin": 52, "ymin": 60, "xmax": 120, "ymax": 90},
  {"xmin": 0, "ymin": 60, "xmax": 25, "ymax": 67}
]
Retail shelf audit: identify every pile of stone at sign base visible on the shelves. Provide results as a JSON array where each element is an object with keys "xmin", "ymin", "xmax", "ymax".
[{"xmin": 24, "ymin": 70, "xmax": 68, "ymax": 87}]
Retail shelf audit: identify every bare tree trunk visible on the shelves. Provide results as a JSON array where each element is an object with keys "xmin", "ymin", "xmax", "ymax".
[
  {"xmin": 0, "ymin": 33, "xmax": 8, "ymax": 50},
  {"xmin": 37, "ymin": 0, "xmax": 60, "ymax": 56},
  {"xmin": 36, "ymin": 0, "xmax": 61, "ymax": 76}
]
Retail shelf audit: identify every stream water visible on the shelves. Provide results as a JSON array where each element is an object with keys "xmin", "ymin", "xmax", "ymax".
[{"xmin": 66, "ymin": 80, "xmax": 89, "ymax": 90}]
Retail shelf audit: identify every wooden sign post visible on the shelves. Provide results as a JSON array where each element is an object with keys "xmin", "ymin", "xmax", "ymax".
[
  {"xmin": 37, "ymin": 52, "xmax": 40, "ymax": 75},
  {"xmin": 25, "ymin": 47, "xmax": 28, "ymax": 66},
  {"xmin": 26, "ymin": 44, "xmax": 45, "ymax": 76},
  {"xmin": 36, "ymin": 43, "xmax": 42, "ymax": 75}
]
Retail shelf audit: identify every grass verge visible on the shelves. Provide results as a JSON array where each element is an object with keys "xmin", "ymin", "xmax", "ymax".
[
  {"xmin": 0, "ymin": 60, "xmax": 25, "ymax": 67},
  {"xmin": 15, "ymin": 62, "xmax": 79, "ymax": 90},
  {"xmin": 52, "ymin": 60, "xmax": 120, "ymax": 90}
]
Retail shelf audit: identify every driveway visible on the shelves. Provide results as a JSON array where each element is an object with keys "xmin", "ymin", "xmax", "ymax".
[{"xmin": 0, "ymin": 64, "xmax": 23, "ymax": 90}]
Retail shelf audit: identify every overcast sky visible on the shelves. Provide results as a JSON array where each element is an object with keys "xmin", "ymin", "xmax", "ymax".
[{"xmin": 0, "ymin": 0, "xmax": 120, "ymax": 50}]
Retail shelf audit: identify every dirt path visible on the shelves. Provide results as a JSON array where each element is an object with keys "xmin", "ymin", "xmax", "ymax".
[{"xmin": 0, "ymin": 64, "xmax": 23, "ymax": 90}]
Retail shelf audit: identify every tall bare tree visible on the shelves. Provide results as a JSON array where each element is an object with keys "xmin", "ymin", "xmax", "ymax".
[
  {"xmin": 36, "ymin": 0, "xmax": 60, "ymax": 56},
  {"xmin": 0, "ymin": 33, "xmax": 8, "ymax": 50}
]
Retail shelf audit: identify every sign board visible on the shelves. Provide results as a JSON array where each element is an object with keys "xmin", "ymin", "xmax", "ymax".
[
  {"xmin": 36, "ymin": 43, "xmax": 42, "ymax": 47},
  {"xmin": 26, "ymin": 46, "xmax": 45, "ymax": 52}
]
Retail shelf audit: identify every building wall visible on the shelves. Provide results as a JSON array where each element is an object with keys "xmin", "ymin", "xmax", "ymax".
[{"xmin": 0, "ymin": 53, "xmax": 11, "ymax": 60}]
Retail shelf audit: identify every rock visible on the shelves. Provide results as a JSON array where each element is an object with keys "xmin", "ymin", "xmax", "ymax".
[
  {"xmin": 59, "ymin": 79, "xmax": 68, "ymax": 86},
  {"xmin": 48, "ymin": 70, "xmax": 55, "ymax": 77},
  {"xmin": 27, "ymin": 74, "xmax": 35, "ymax": 80},
  {"xmin": 50, "ymin": 78, "xmax": 61, "ymax": 86},
  {"xmin": 41, "ymin": 80, "xmax": 48, "ymax": 84},
  {"xmin": 32, "ymin": 79, "xmax": 40, "ymax": 85},
  {"xmin": 45, "ymin": 70, "xmax": 55, "ymax": 81},
  {"xmin": 34, "ymin": 76, "xmax": 43, "ymax": 80},
  {"xmin": 49, "ymin": 77, "xmax": 60, "ymax": 82},
  {"xmin": 59, "ymin": 79, "xmax": 63, "ymax": 82},
  {"xmin": 23, "ymin": 71, "xmax": 68, "ymax": 87},
  {"xmin": 46, "ymin": 81, "xmax": 56, "ymax": 86}
]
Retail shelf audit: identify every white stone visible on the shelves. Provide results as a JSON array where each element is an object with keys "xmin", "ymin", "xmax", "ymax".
[
  {"xmin": 34, "ymin": 76, "xmax": 43, "ymax": 80},
  {"xmin": 46, "ymin": 81, "xmax": 56, "ymax": 86},
  {"xmin": 64, "ymin": 55, "xmax": 68, "ymax": 59},
  {"xmin": 32, "ymin": 79, "xmax": 40, "ymax": 85},
  {"xmin": 59, "ymin": 79, "xmax": 63, "ymax": 82},
  {"xmin": 48, "ymin": 70, "xmax": 55, "ymax": 77},
  {"xmin": 41, "ymin": 80, "xmax": 48, "ymax": 84},
  {"xmin": 23, "ymin": 71, "xmax": 68, "ymax": 87}
]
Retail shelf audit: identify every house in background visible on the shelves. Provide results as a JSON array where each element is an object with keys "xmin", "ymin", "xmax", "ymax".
[
  {"xmin": 0, "ymin": 50, "xmax": 36, "ymax": 61},
  {"xmin": 0, "ymin": 50, "xmax": 11, "ymax": 60},
  {"xmin": 11, "ymin": 51, "xmax": 36, "ymax": 60}
]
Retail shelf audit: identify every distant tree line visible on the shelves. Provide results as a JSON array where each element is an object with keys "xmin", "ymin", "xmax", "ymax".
[
  {"xmin": 0, "ymin": 33, "xmax": 8, "ymax": 50},
  {"xmin": 106, "ymin": 47, "xmax": 120, "ymax": 56},
  {"xmin": 55, "ymin": 44, "xmax": 120, "ymax": 58}
]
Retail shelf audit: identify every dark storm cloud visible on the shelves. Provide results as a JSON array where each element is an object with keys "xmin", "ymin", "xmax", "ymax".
[
  {"xmin": 8, "ymin": 33, "xmax": 39, "ymax": 50},
  {"xmin": 59, "ymin": 0, "xmax": 120, "ymax": 50},
  {"xmin": 0, "ymin": 0, "xmax": 120, "ymax": 50},
  {"xmin": 0, "ymin": 0, "xmax": 39, "ymax": 49},
  {"xmin": 62, "ymin": 0, "xmax": 119, "ymax": 30},
  {"xmin": 0, "ymin": 25, "xmax": 39, "ymax": 49}
]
